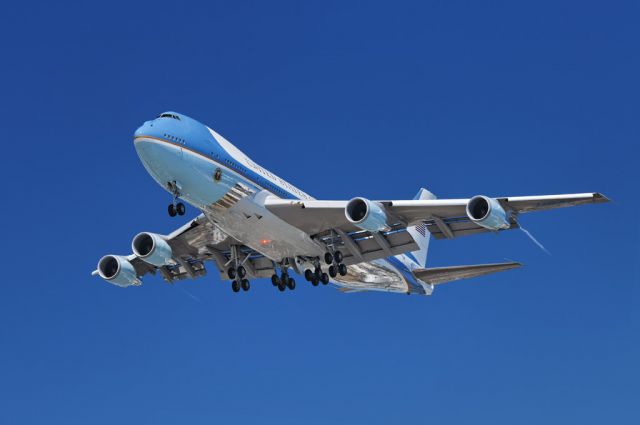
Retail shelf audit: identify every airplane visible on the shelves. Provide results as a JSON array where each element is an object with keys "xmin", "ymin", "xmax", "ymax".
[{"xmin": 92, "ymin": 111, "xmax": 609, "ymax": 295}]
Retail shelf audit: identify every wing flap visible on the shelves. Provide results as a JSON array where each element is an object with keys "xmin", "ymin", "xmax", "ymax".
[{"xmin": 413, "ymin": 261, "xmax": 522, "ymax": 285}]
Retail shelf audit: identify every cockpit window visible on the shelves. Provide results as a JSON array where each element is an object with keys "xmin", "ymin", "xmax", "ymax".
[{"xmin": 158, "ymin": 113, "xmax": 180, "ymax": 120}]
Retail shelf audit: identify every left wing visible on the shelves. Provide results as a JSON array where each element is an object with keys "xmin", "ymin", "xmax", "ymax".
[{"xmin": 265, "ymin": 192, "xmax": 608, "ymax": 239}]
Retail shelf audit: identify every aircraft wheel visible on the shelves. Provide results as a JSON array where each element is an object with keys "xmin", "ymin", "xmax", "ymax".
[
  {"xmin": 237, "ymin": 266, "xmax": 246, "ymax": 278},
  {"xmin": 227, "ymin": 267, "xmax": 236, "ymax": 279},
  {"xmin": 176, "ymin": 202, "xmax": 186, "ymax": 216},
  {"xmin": 304, "ymin": 269, "xmax": 313, "ymax": 281},
  {"xmin": 328, "ymin": 265, "xmax": 337, "ymax": 278},
  {"xmin": 324, "ymin": 252, "xmax": 333, "ymax": 265},
  {"xmin": 320, "ymin": 273, "xmax": 329, "ymax": 285},
  {"xmin": 314, "ymin": 267, "xmax": 322, "ymax": 280},
  {"xmin": 277, "ymin": 281, "xmax": 286, "ymax": 292},
  {"xmin": 231, "ymin": 280, "xmax": 240, "ymax": 292},
  {"xmin": 241, "ymin": 279, "xmax": 250, "ymax": 291},
  {"xmin": 334, "ymin": 251, "xmax": 343, "ymax": 263},
  {"xmin": 271, "ymin": 274, "xmax": 280, "ymax": 286},
  {"xmin": 168, "ymin": 204, "xmax": 177, "ymax": 217},
  {"xmin": 311, "ymin": 276, "xmax": 319, "ymax": 286},
  {"xmin": 338, "ymin": 263, "xmax": 348, "ymax": 276},
  {"xmin": 287, "ymin": 277, "xmax": 296, "ymax": 290}
]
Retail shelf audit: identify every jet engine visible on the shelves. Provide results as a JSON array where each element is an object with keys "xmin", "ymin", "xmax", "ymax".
[
  {"xmin": 97, "ymin": 255, "xmax": 140, "ymax": 287},
  {"xmin": 345, "ymin": 197, "xmax": 390, "ymax": 232},
  {"xmin": 131, "ymin": 232, "xmax": 174, "ymax": 267},
  {"xmin": 466, "ymin": 195, "xmax": 511, "ymax": 230}
]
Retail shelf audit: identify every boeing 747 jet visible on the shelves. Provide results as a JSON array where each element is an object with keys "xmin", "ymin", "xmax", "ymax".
[{"xmin": 92, "ymin": 112, "xmax": 608, "ymax": 295}]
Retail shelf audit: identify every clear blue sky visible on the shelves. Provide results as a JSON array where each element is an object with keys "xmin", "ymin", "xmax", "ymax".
[{"xmin": 0, "ymin": 1, "xmax": 638, "ymax": 424}]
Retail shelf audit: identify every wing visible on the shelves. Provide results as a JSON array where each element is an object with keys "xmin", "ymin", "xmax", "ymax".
[
  {"xmin": 265, "ymin": 192, "xmax": 608, "ymax": 238},
  {"xmin": 93, "ymin": 214, "xmax": 278, "ymax": 285},
  {"xmin": 412, "ymin": 262, "xmax": 522, "ymax": 285},
  {"xmin": 264, "ymin": 192, "xmax": 608, "ymax": 264}
]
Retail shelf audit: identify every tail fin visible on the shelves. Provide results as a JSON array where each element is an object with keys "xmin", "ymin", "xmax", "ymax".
[{"xmin": 405, "ymin": 188, "xmax": 436, "ymax": 268}]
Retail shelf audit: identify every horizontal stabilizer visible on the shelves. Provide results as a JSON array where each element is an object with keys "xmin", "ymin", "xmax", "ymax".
[{"xmin": 413, "ymin": 262, "xmax": 522, "ymax": 285}]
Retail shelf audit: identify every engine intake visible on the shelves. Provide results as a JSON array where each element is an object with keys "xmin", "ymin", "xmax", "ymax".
[
  {"xmin": 466, "ymin": 195, "xmax": 511, "ymax": 230},
  {"xmin": 97, "ymin": 255, "xmax": 140, "ymax": 287},
  {"xmin": 345, "ymin": 197, "xmax": 390, "ymax": 232},
  {"xmin": 132, "ymin": 232, "xmax": 174, "ymax": 267}
]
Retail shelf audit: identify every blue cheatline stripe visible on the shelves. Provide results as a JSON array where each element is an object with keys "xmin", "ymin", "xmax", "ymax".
[{"xmin": 135, "ymin": 135, "xmax": 304, "ymax": 200}]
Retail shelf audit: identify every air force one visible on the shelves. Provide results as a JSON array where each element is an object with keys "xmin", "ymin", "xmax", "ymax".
[{"xmin": 92, "ymin": 111, "xmax": 608, "ymax": 295}]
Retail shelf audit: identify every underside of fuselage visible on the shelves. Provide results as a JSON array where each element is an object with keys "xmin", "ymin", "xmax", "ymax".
[{"xmin": 133, "ymin": 124, "xmax": 423, "ymax": 294}]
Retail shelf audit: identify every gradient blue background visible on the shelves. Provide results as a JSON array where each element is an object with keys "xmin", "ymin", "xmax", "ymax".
[{"xmin": 1, "ymin": 1, "xmax": 638, "ymax": 424}]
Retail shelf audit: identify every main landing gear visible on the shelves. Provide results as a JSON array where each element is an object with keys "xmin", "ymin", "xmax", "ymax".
[
  {"xmin": 166, "ymin": 181, "xmax": 186, "ymax": 217},
  {"xmin": 323, "ymin": 250, "xmax": 348, "ymax": 279},
  {"xmin": 271, "ymin": 270, "xmax": 295, "ymax": 292},
  {"xmin": 228, "ymin": 246, "xmax": 252, "ymax": 293}
]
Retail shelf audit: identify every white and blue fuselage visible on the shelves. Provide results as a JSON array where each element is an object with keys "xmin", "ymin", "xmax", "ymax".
[{"xmin": 133, "ymin": 112, "xmax": 429, "ymax": 294}]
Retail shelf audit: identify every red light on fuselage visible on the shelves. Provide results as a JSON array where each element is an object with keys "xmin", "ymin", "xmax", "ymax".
[{"xmin": 260, "ymin": 239, "xmax": 271, "ymax": 245}]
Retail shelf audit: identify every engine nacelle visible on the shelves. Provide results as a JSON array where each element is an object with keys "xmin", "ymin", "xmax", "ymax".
[
  {"xmin": 345, "ymin": 197, "xmax": 390, "ymax": 232},
  {"xmin": 466, "ymin": 195, "xmax": 511, "ymax": 230},
  {"xmin": 97, "ymin": 255, "xmax": 140, "ymax": 287},
  {"xmin": 132, "ymin": 232, "xmax": 174, "ymax": 267}
]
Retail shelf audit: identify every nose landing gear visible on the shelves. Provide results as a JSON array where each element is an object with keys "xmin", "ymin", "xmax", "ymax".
[{"xmin": 166, "ymin": 181, "xmax": 186, "ymax": 217}]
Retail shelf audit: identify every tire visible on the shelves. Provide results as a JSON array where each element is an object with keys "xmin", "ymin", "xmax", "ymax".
[
  {"xmin": 314, "ymin": 268, "xmax": 322, "ymax": 280},
  {"xmin": 237, "ymin": 266, "xmax": 246, "ymax": 278},
  {"xmin": 231, "ymin": 280, "xmax": 240, "ymax": 292},
  {"xmin": 320, "ymin": 273, "xmax": 329, "ymax": 285},
  {"xmin": 176, "ymin": 202, "xmax": 186, "ymax": 215},
  {"xmin": 278, "ymin": 281, "xmax": 286, "ymax": 292},
  {"xmin": 227, "ymin": 267, "xmax": 236, "ymax": 279},
  {"xmin": 338, "ymin": 263, "xmax": 348, "ymax": 276},
  {"xmin": 304, "ymin": 269, "xmax": 313, "ymax": 281},
  {"xmin": 168, "ymin": 204, "xmax": 177, "ymax": 217},
  {"xmin": 271, "ymin": 274, "xmax": 279, "ymax": 286},
  {"xmin": 287, "ymin": 277, "xmax": 296, "ymax": 290},
  {"xmin": 311, "ymin": 276, "xmax": 319, "ymax": 286},
  {"xmin": 324, "ymin": 252, "xmax": 333, "ymax": 265},
  {"xmin": 241, "ymin": 279, "xmax": 250, "ymax": 291},
  {"xmin": 334, "ymin": 251, "xmax": 343, "ymax": 263},
  {"xmin": 328, "ymin": 265, "xmax": 337, "ymax": 278}
]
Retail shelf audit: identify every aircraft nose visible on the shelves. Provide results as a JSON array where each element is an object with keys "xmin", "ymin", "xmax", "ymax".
[{"xmin": 134, "ymin": 120, "xmax": 153, "ymax": 138}]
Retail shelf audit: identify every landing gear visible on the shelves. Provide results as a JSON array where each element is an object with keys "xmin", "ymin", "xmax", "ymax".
[
  {"xmin": 228, "ymin": 267, "xmax": 236, "ymax": 279},
  {"xmin": 322, "ymin": 249, "xmax": 346, "ymax": 278},
  {"xmin": 236, "ymin": 266, "xmax": 246, "ymax": 279},
  {"xmin": 166, "ymin": 181, "xmax": 185, "ymax": 217},
  {"xmin": 304, "ymin": 269, "xmax": 313, "ymax": 281},
  {"xmin": 333, "ymin": 251, "xmax": 343, "ymax": 264},
  {"xmin": 231, "ymin": 280, "xmax": 240, "ymax": 292},
  {"xmin": 320, "ymin": 273, "xmax": 329, "ymax": 285},
  {"xmin": 168, "ymin": 202, "xmax": 185, "ymax": 216},
  {"xmin": 286, "ymin": 277, "xmax": 296, "ymax": 290},
  {"xmin": 241, "ymin": 279, "xmax": 250, "ymax": 291},
  {"xmin": 271, "ymin": 274, "xmax": 279, "ymax": 286},
  {"xmin": 328, "ymin": 265, "xmax": 337, "ymax": 278}
]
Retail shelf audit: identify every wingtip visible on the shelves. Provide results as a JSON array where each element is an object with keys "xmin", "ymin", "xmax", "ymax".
[{"xmin": 593, "ymin": 192, "xmax": 611, "ymax": 203}]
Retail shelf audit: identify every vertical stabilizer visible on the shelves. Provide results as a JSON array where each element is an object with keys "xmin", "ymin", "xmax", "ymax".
[{"xmin": 405, "ymin": 188, "xmax": 435, "ymax": 268}]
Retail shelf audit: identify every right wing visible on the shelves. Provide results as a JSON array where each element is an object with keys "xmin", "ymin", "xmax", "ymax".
[{"xmin": 412, "ymin": 262, "xmax": 522, "ymax": 285}]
